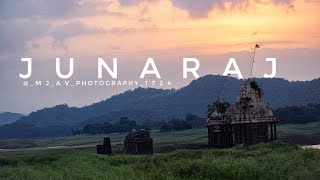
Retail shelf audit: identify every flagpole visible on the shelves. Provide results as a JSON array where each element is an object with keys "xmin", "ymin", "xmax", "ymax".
[
  {"xmin": 218, "ymin": 75, "xmax": 228, "ymax": 100},
  {"xmin": 250, "ymin": 46, "xmax": 257, "ymax": 79}
]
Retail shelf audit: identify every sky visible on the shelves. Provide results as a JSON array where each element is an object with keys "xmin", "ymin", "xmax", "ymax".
[{"xmin": 0, "ymin": 0, "xmax": 319, "ymax": 113}]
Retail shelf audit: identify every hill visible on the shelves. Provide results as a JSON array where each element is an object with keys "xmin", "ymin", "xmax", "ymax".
[
  {"xmin": 275, "ymin": 103, "xmax": 320, "ymax": 124},
  {"xmin": 0, "ymin": 112, "xmax": 24, "ymax": 126},
  {"xmin": 0, "ymin": 75, "xmax": 320, "ymax": 139}
]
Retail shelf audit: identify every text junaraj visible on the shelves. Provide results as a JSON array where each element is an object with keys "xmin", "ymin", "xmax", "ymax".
[{"xmin": 18, "ymin": 57, "xmax": 276, "ymax": 80}]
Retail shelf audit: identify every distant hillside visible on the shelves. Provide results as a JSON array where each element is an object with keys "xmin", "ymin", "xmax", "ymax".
[
  {"xmin": 0, "ymin": 75, "xmax": 319, "ymax": 139},
  {"xmin": 0, "ymin": 112, "xmax": 24, "ymax": 126},
  {"xmin": 274, "ymin": 103, "xmax": 320, "ymax": 124}
]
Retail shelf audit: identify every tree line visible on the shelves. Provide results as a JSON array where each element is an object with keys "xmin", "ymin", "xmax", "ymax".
[
  {"xmin": 72, "ymin": 103, "xmax": 320, "ymax": 135},
  {"xmin": 72, "ymin": 114, "xmax": 204, "ymax": 135},
  {"xmin": 274, "ymin": 103, "xmax": 320, "ymax": 124}
]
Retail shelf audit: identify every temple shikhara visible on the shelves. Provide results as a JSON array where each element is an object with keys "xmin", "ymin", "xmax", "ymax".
[{"xmin": 206, "ymin": 80, "xmax": 278, "ymax": 148}]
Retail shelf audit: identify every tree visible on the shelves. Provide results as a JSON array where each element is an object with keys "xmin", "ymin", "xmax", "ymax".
[
  {"xmin": 250, "ymin": 81, "xmax": 263, "ymax": 97},
  {"xmin": 207, "ymin": 100, "xmax": 230, "ymax": 118},
  {"xmin": 160, "ymin": 122, "xmax": 172, "ymax": 132},
  {"xmin": 140, "ymin": 119, "xmax": 152, "ymax": 131},
  {"xmin": 185, "ymin": 114, "xmax": 204, "ymax": 128},
  {"xmin": 169, "ymin": 119, "xmax": 192, "ymax": 131}
]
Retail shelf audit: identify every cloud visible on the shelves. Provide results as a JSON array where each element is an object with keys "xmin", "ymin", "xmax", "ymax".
[
  {"xmin": 0, "ymin": 0, "xmax": 107, "ymax": 19},
  {"xmin": 52, "ymin": 21, "xmax": 106, "ymax": 44},
  {"xmin": 271, "ymin": 0, "xmax": 295, "ymax": 10},
  {"xmin": 118, "ymin": 0, "xmax": 146, "ymax": 6},
  {"xmin": 117, "ymin": 0, "xmax": 295, "ymax": 18},
  {"xmin": 170, "ymin": 0, "xmax": 224, "ymax": 17},
  {"xmin": 0, "ymin": 0, "xmax": 110, "ymax": 54},
  {"xmin": 0, "ymin": 19, "xmax": 49, "ymax": 53},
  {"xmin": 109, "ymin": 25, "xmax": 157, "ymax": 34},
  {"xmin": 0, "ymin": 20, "xmax": 106, "ymax": 54},
  {"xmin": 170, "ymin": 0, "xmax": 295, "ymax": 17}
]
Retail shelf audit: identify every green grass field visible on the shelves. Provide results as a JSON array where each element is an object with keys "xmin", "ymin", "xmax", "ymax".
[
  {"xmin": 0, "ymin": 123, "xmax": 320, "ymax": 180},
  {"xmin": 0, "ymin": 122, "xmax": 320, "ymax": 179},
  {"xmin": 1, "ymin": 122, "xmax": 319, "ymax": 151},
  {"xmin": 0, "ymin": 142, "xmax": 319, "ymax": 180},
  {"xmin": 277, "ymin": 122, "xmax": 320, "ymax": 135},
  {"xmin": 0, "ymin": 128, "xmax": 209, "ymax": 152}
]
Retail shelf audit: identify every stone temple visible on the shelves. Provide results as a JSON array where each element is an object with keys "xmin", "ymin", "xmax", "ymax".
[
  {"xmin": 206, "ymin": 80, "xmax": 278, "ymax": 148},
  {"xmin": 124, "ymin": 129, "xmax": 153, "ymax": 155}
]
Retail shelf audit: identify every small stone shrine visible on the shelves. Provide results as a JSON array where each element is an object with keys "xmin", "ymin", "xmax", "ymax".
[
  {"xmin": 96, "ymin": 137, "xmax": 112, "ymax": 155},
  {"xmin": 124, "ymin": 129, "xmax": 153, "ymax": 155}
]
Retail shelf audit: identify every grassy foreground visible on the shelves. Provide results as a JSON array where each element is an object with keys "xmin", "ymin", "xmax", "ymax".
[{"xmin": 0, "ymin": 142, "xmax": 319, "ymax": 180}]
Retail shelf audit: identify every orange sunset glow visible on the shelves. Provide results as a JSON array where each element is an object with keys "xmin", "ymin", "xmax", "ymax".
[
  {"xmin": 52, "ymin": 0, "xmax": 320, "ymax": 55},
  {"xmin": 0, "ymin": 0, "xmax": 319, "ymax": 113}
]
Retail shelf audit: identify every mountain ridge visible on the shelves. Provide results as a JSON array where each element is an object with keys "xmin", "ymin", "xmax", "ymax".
[
  {"xmin": 0, "ymin": 112, "xmax": 24, "ymax": 126},
  {"xmin": 0, "ymin": 75, "xmax": 319, "ymax": 139}
]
